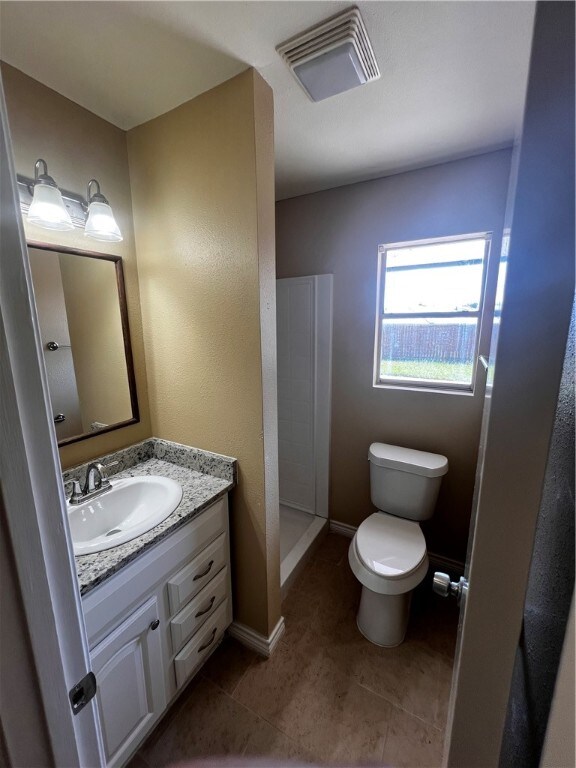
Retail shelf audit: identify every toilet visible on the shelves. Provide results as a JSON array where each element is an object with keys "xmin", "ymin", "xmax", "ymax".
[{"xmin": 349, "ymin": 442, "xmax": 448, "ymax": 647}]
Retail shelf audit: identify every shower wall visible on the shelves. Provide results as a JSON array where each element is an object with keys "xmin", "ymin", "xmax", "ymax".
[
  {"xmin": 276, "ymin": 275, "xmax": 332, "ymax": 518},
  {"xmin": 277, "ymin": 277, "xmax": 315, "ymax": 512}
]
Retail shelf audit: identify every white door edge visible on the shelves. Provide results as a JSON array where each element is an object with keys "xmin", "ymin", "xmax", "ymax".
[
  {"xmin": 0, "ymin": 73, "xmax": 105, "ymax": 766},
  {"xmin": 444, "ymin": 4, "xmax": 574, "ymax": 765}
]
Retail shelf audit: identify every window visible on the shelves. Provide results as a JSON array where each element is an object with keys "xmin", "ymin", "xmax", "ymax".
[{"xmin": 374, "ymin": 233, "xmax": 492, "ymax": 391}]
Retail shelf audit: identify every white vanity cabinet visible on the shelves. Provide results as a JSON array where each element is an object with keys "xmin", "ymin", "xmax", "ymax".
[
  {"xmin": 82, "ymin": 495, "xmax": 232, "ymax": 768},
  {"xmin": 90, "ymin": 596, "xmax": 166, "ymax": 765}
]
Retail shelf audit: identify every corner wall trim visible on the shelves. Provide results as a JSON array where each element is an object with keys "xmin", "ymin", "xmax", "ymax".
[
  {"xmin": 329, "ymin": 519, "xmax": 357, "ymax": 538},
  {"xmin": 228, "ymin": 616, "xmax": 285, "ymax": 658}
]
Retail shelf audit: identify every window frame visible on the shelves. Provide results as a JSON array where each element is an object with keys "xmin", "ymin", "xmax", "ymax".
[{"xmin": 373, "ymin": 232, "xmax": 493, "ymax": 393}]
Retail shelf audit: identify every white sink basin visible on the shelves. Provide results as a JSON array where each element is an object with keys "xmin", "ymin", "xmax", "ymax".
[{"xmin": 68, "ymin": 476, "xmax": 183, "ymax": 556}]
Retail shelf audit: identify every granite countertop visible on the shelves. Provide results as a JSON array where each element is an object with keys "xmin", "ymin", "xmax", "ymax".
[{"xmin": 66, "ymin": 439, "xmax": 236, "ymax": 596}]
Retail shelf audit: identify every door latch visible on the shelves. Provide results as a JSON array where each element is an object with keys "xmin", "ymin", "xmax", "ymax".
[
  {"xmin": 433, "ymin": 572, "xmax": 469, "ymax": 606},
  {"xmin": 69, "ymin": 671, "xmax": 97, "ymax": 715}
]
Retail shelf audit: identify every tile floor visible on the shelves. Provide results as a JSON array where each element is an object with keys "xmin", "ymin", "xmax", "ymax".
[{"xmin": 131, "ymin": 533, "xmax": 457, "ymax": 768}]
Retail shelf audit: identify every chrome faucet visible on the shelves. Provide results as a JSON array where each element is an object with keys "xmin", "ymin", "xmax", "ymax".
[
  {"xmin": 68, "ymin": 461, "xmax": 118, "ymax": 505},
  {"xmin": 84, "ymin": 462, "xmax": 109, "ymax": 494}
]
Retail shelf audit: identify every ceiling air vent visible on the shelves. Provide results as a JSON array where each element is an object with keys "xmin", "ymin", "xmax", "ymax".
[{"xmin": 277, "ymin": 6, "xmax": 380, "ymax": 102}]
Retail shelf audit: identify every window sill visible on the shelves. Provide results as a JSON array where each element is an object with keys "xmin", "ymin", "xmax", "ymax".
[{"xmin": 373, "ymin": 381, "xmax": 476, "ymax": 396}]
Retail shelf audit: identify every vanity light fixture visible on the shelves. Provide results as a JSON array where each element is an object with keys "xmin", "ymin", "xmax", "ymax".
[
  {"xmin": 27, "ymin": 159, "xmax": 74, "ymax": 231},
  {"xmin": 84, "ymin": 179, "xmax": 123, "ymax": 242},
  {"xmin": 17, "ymin": 163, "xmax": 123, "ymax": 241}
]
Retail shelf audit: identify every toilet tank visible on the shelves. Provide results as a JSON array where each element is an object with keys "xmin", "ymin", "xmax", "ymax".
[{"xmin": 368, "ymin": 443, "xmax": 448, "ymax": 521}]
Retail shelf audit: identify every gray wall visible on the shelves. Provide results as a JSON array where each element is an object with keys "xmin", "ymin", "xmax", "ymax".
[
  {"xmin": 500, "ymin": 301, "xmax": 575, "ymax": 768},
  {"xmin": 276, "ymin": 150, "xmax": 512, "ymax": 563}
]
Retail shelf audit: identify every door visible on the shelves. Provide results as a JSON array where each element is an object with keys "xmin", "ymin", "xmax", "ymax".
[
  {"xmin": 0, "ymin": 74, "xmax": 105, "ymax": 766},
  {"xmin": 441, "ymin": 4, "xmax": 575, "ymax": 766},
  {"xmin": 91, "ymin": 596, "xmax": 166, "ymax": 768},
  {"xmin": 276, "ymin": 275, "xmax": 333, "ymax": 517}
]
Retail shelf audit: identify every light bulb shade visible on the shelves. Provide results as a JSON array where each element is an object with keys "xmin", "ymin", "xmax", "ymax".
[
  {"xmin": 84, "ymin": 201, "xmax": 123, "ymax": 242},
  {"xmin": 27, "ymin": 183, "xmax": 74, "ymax": 231}
]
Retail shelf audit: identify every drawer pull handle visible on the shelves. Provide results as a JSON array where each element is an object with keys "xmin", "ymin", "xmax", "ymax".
[
  {"xmin": 149, "ymin": 619, "xmax": 160, "ymax": 631},
  {"xmin": 193, "ymin": 560, "xmax": 214, "ymax": 581},
  {"xmin": 195, "ymin": 596, "xmax": 216, "ymax": 618},
  {"xmin": 198, "ymin": 627, "xmax": 217, "ymax": 653}
]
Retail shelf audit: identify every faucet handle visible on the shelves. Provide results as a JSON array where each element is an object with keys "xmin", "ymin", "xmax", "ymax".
[{"xmin": 69, "ymin": 480, "xmax": 83, "ymax": 505}]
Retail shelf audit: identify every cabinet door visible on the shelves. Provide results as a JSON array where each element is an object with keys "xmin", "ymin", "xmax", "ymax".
[{"xmin": 91, "ymin": 596, "xmax": 166, "ymax": 768}]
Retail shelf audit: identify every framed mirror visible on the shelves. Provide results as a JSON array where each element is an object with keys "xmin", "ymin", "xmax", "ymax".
[{"xmin": 28, "ymin": 242, "xmax": 139, "ymax": 446}]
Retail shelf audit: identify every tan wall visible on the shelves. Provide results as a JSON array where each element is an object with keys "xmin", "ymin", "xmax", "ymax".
[
  {"xmin": 59, "ymin": 253, "xmax": 132, "ymax": 430},
  {"xmin": 1, "ymin": 63, "xmax": 151, "ymax": 467},
  {"xmin": 128, "ymin": 69, "xmax": 280, "ymax": 636},
  {"xmin": 276, "ymin": 150, "xmax": 512, "ymax": 563}
]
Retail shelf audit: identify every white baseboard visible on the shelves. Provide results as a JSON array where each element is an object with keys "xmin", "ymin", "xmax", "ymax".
[
  {"xmin": 329, "ymin": 519, "xmax": 357, "ymax": 538},
  {"xmin": 228, "ymin": 616, "xmax": 285, "ymax": 658}
]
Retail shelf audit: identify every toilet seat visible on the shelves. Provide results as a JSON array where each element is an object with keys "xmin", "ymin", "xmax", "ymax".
[
  {"xmin": 348, "ymin": 512, "xmax": 429, "ymax": 596},
  {"xmin": 356, "ymin": 513, "xmax": 426, "ymax": 578}
]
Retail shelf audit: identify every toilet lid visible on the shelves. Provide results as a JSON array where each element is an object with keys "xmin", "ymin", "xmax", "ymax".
[{"xmin": 356, "ymin": 513, "xmax": 427, "ymax": 578}]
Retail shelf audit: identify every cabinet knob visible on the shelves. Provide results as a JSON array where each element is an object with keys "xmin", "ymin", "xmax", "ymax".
[{"xmin": 149, "ymin": 619, "xmax": 160, "ymax": 631}]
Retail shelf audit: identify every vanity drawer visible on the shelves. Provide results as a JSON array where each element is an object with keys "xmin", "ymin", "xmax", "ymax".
[
  {"xmin": 174, "ymin": 599, "xmax": 231, "ymax": 688},
  {"xmin": 170, "ymin": 566, "xmax": 229, "ymax": 653},
  {"xmin": 167, "ymin": 532, "xmax": 227, "ymax": 615}
]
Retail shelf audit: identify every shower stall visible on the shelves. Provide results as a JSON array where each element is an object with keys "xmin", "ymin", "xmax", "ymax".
[{"xmin": 276, "ymin": 274, "xmax": 333, "ymax": 593}]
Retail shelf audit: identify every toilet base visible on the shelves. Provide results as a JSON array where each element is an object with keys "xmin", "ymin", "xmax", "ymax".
[{"xmin": 356, "ymin": 584, "xmax": 412, "ymax": 647}]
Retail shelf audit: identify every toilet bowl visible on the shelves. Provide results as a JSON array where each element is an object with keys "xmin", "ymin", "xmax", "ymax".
[{"xmin": 349, "ymin": 443, "xmax": 448, "ymax": 647}]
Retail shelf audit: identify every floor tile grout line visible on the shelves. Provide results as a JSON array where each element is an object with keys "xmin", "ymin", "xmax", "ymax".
[
  {"xmin": 228, "ymin": 690, "xmax": 313, "ymax": 757},
  {"xmin": 235, "ymin": 699, "xmax": 308, "ymax": 749},
  {"xmin": 377, "ymin": 705, "xmax": 446, "ymax": 767},
  {"xmin": 242, "ymin": 721, "xmax": 307, "ymax": 760},
  {"xmin": 227, "ymin": 653, "xmax": 260, "ymax": 698},
  {"xmin": 353, "ymin": 679, "xmax": 445, "ymax": 733},
  {"xmin": 378, "ymin": 717, "xmax": 393, "ymax": 766},
  {"xmin": 210, "ymin": 683, "xmax": 301, "ymax": 756},
  {"xmin": 140, "ymin": 674, "xmax": 224, "ymax": 759},
  {"xmin": 138, "ymin": 677, "xmax": 201, "ymax": 756}
]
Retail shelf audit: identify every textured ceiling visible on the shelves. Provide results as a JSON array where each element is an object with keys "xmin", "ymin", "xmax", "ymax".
[{"xmin": 0, "ymin": 1, "xmax": 535, "ymax": 199}]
